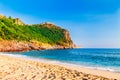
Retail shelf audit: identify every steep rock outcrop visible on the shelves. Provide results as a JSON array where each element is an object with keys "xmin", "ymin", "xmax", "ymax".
[
  {"xmin": 63, "ymin": 29, "xmax": 75, "ymax": 48},
  {"xmin": 14, "ymin": 18, "xmax": 24, "ymax": 25},
  {"xmin": 0, "ymin": 40, "xmax": 29, "ymax": 52}
]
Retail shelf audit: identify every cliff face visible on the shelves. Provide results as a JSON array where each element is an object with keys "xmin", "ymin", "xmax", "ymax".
[
  {"xmin": 0, "ymin": 40, "xmax": 29, "ymax": 52},
  {"xmin": 0, "ymin": 14, "xmax": 75, "ymax": 52},
  {"xmin": 63, "ymin": 29, "xmax": 75, "ymax": 48},
  {"xmin": 0, "ymin": 40, "xmax": 75, "ymax": 52}
]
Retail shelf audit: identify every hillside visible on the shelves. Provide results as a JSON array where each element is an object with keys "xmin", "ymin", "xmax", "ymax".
[{"xmin": 0, "ymin": 14, "xmax": 75, "ymax": 52}]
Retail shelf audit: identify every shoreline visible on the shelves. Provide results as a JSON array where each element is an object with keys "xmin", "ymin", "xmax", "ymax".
[
  {"xmin": 2, "ymin": 52, "xmax": 120, "ymax": 73},
  {"xmin": 0, "ymin": 40, "xmax": 76, "ymax": 52},
  {"xmin": 0, "ymin": 46, "xmax": 75, "ymax": 52},
  {"xmin": 0, "ymin": 53, "xmax": 120, "ymax": 79},
  {"xmin": 0, "ymin": 52, "xmax": 120, "ymax": 73}
]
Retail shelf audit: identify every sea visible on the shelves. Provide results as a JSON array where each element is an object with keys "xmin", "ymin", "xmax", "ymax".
[{"xmin": 1, "ymin": 48, "xmax": 120, "ymax": 72}]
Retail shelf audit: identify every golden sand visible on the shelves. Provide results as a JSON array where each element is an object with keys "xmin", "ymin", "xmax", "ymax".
[{"xmin": 0, "ymin": 54, "xmax": 119, "ymax": 80}]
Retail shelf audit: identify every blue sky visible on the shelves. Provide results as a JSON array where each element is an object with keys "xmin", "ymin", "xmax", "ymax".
[{"xmin": 0, "ymin": 0, "xmax": 120, "ymax": 48}]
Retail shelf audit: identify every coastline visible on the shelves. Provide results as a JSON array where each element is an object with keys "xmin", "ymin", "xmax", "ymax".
[
  {"xmin": 0, "ymin": 40, "xmax": 76, "ymax": 52},
  {"xmin": 0, "ymin": 53, "xmax": 119, "ymax": 80}
]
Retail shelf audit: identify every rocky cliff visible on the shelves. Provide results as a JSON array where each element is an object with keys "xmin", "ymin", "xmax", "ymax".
[
  {"xmin": 63, "ymin": 29, "xmax": 75, "ymax": 48},
  {"xmin": 0, "ymin": 14, "xmax": 75, "ymax": 52}
]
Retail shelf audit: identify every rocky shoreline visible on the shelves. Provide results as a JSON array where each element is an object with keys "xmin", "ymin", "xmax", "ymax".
[{"xmin": 0, "ymin": 40, "xmax": 75, "ymax": 52}]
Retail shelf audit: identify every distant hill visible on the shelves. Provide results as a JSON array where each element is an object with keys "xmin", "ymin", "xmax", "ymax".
[{"xmin": 0, "ymin": 14, "xmax": 75, "ymax": 52}]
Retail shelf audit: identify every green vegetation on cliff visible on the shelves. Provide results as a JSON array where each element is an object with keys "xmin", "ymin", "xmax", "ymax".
[{"xmin": 0, "ymin": 15, "xmax": 73, "ymax": 47}]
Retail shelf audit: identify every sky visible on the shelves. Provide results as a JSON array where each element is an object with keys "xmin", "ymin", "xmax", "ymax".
[{"xmin": 0, "ymin": 0, "xmax": 120, "ymax": 48}]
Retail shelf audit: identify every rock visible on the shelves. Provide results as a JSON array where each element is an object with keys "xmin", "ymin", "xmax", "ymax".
[
  {"xmin": 41, "ymin": 22, "xmax": 57, "ymax": 28},
  {"xmin": 14, "ymin": 18, "xmax": 24, "ymax": 25},
  {"xmin": 0, "ymin": 14, "xmax": 5, "ymax": 18},
  {"xmin": 63, "ymin": 29, "xmax": 76, "ymax": 48},
  {"xmin": 0, "ymin": 40, "xmax": 29, "ymax": 52}
]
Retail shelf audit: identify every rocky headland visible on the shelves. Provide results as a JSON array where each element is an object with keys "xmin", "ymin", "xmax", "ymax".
[{"xmin": 0, "ymin": 14, "xmax": 76, "ymax": 52}]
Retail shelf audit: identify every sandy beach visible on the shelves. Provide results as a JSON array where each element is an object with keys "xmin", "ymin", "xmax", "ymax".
[{"xmin": 0, "ymin": 54, "xmax": 119, "ymax": 80}]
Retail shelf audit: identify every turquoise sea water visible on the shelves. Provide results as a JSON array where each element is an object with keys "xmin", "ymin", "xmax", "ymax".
[{"xmin": 5, "ymin": 48, "xmax": 120, "ymax": 72}]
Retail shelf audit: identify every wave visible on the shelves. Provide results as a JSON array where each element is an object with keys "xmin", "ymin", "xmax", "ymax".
[{"xmin": 70, "ymin": 51, "xmax": 120, "ymax": 58}]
